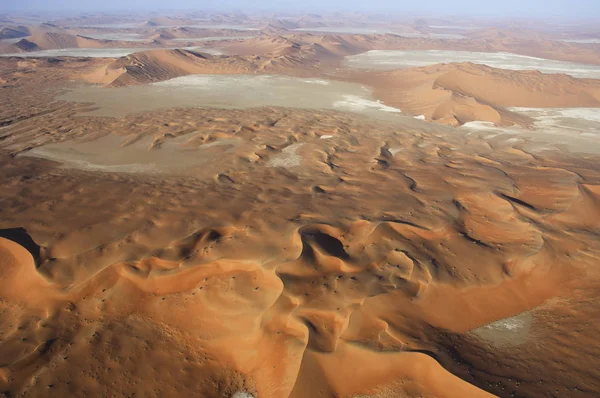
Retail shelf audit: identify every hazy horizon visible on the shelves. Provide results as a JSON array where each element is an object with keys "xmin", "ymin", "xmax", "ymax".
[{"xmin": 1, "ymin": 0, "xmax": 599, "ymax": 20}]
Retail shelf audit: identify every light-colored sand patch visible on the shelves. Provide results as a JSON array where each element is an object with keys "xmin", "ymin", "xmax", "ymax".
[
  {"xmin": 23, "ymin": 135, "xmax": 241, "ymax": 175},
  {"xmin": 471, "ymin": 312, "xmax": 532, "ymax": 346},
  {"xmin": 293, "ymin": 27, "xmax": 465, "ymax": 39},
  {"xmin": 0, "ymin": 48, "xmax": 154, "ymax": 58},
  {"xmin": 58, "ymin": 75, "xmax": 402, "ymax": 119},
  {"xmin": 428, "ymin": 25, "xmax": 481, "ymax": 30},
  {"xmin": 293, "ymin": 27, "xmax": 397, "ymax": 34},
  {"xmin": 333, "ymin": 95, "xmax": 401, "ymax": 113},
  {"xmin": 510, "ymin": 107, "xmax": 600, "ymax": 124},
  {"xmin": 171, "ymin": 36, "xmax": 253, "ymax": 42},
  {"xmin": 79, "ymin": 33, "xmax": 151, "ymax": 42},
  {"xmin": 462, "ymin": 108, "xmax": 600, "ymax": 154},
  {"xmin": 182, "ymin": 24, "xmax": 260, "ymax": 31},
  {"xmin": 0, "ymin": 46, "xmax": 223, "ymax": 58},
  {"xmin": 557, "ymin": 38, "xmax": 600, "ymax": 44},
  {"xmin": 75, "ymin": 23, "xmax": 142, "ymax": 29},
  {"xmin": 461, "ymin": 121, "xmax": 500, "ymax": 130},
  {"xmin": 320, "ymin": 135, "xmax": 334, "ymax": 139},
  {"xmin": 300, "ymin": 78, "xmax": 331, "ymax": 85},
  {"xmin": 231, "ymin": 391, "xmax": 254, "ymax": 398},
  {"xmin": 394, "ymin": 32, "xmax": 466, "ymax": 39},
  {"xmin": 231, "ymin": 392, "xmax": 255, "ymax": 398},
  {"xmin": 507, "ymin": 108, "xmax": 600, "ymax": 146},
  {"xmin": 267, "ymin": 143, "xmax": 303, "ymax": 168}
]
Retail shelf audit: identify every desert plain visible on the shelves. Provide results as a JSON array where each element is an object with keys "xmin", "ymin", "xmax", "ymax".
[{"xmin": 0, "ymin": 9, "xmax": 600, "ymax": 398}]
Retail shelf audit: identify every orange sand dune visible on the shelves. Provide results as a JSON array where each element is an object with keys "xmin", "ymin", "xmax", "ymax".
[
  {"xmin": 217, "ymin": 34, "xmax": 371, "ymax": 58},
  {"xmin": 81, "ymin": 49, "xmax": 260, "ymax": 85},
  {"xmin": 350, "ymin": 62, "xmax": 600, "ymax": 126},
  {"xmin": 272, "ymin": 32, "xmax": 600, "ymax": 66},
  {"xmin": 77, "ymin": 35, "xmax": 376, "ymax": 86},
  {"xmin": 7, "ymin": 32, "xmax": 105, "ymax": 52},
  {"xmin": 221, "ymin": 36, "xmax": 299, "ymax": 56},
  {"xmin": 148, "ymin": 26, "xmax": 260, "ymax": 41},
  {"xmin": 465, "ymin": 28, "xmax": 550, "ymax": 41},
  {"xmin": 79, "ymin": 45, "xmax": 328, "ymax": 86}
]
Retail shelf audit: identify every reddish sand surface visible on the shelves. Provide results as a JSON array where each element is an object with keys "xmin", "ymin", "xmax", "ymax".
[
  {"xmin": 347, "ymin": 63, "xmax": 600, "ymax": 126},
  {"xmin": 1, "ymin": 12, "xmax": 600, "ymax": 398}
]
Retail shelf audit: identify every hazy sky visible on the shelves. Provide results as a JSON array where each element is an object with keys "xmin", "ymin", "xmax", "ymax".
[{"xmin": 1, "ymin": 0, "xmax": 598, "ymax": 19}]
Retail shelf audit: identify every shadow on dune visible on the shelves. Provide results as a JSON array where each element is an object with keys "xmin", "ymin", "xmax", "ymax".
[
  {"xmin": 299, "ymin": 226, "xmax": 351, "ymax": 260},
  {"xmin": 0, "ymin": 227, "xmax": 41, "ymax": 264}
]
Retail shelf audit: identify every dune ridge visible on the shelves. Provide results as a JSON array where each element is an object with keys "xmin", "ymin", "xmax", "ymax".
[
  {"xmin": 0, "ymin": 25, "xmax": 30, "ymax": 40},
  {"xmin": 349, "ymin": 62, "xmax": 600, "ymax": 126},
  {"xmin": 79, "ymin": 38, "xmax": 345, "ymax": 85},
  {"xmin": 82, "ymin": 48, "xmax": 316, "ymax": 86},
  {"xmin": 10, "ymin": 32, "xmax": 106, "ymax": 52}
]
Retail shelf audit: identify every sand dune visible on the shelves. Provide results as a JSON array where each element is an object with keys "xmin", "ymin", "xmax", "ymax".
[
  {"xmin": 0, "ymin": 29, "xmax": 169, "ymax": 55},
  {"xmin": 218, "ymin": 34, "xmax": 371, "ymax": 58},
  {"xmin": 77, "ymin": 35, "xmax": 371, "ymax": 86},
  {"xmin": 350, "ymin": 62, "xmax": 600, "ymax": 126},
  {"xmin": 466, "ymin": 27, "xmax": 548, "ymax": 41},
  {"xmin": 220, "ymin": 36, "xmax": 299, "ymax": 56},
  {"xmin": 79, "ymin": 39, "xmax": 340, "ymax": 85},
  {"xmin": 81, "ymin": 49, "xmax": 264, "ymax": 85},
  {"xmin": 8, "ymin": 32, "xmax": 105, "ymax": 52},
  {"xmin": 266, "ymin": 20, "xmax": 299, "ymax": 30},
  {"xmin": 149, "ymin": 26, "xmax": 260, "ymax": 41},
  {"xmin": 233, "ymin": 32, "xmax": 600, "ymax": 66}
]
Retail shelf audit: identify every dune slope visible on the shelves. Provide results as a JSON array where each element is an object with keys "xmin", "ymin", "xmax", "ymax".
[
  {"xmin": 10, "ymin": 32, "xmax": 106, "ymax": 52},
  {"xmin": 351, "ymin": 62, "xmax": 600, "ymax": 126},
  {"xmin": 0, "ymin": 25, "xmax": 30, "ymax": 40}
]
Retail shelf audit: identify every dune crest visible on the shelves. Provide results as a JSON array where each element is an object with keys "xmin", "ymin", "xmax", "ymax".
[
  {"xmin": 9, "ymin": 32, "xmax": 105, "ymax": 52},
  {"xmin": 0, "ymin": 25, "xmax": 30, "ymax": 40},
  {"xmin": 80, "ymin": 44, "xmax": 328, "ymax": 86}
]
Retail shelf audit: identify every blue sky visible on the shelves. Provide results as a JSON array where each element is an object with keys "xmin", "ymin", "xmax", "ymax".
[{"xmin": 1, "ymin": 0, "xmax": 598, "ymax": 19}]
